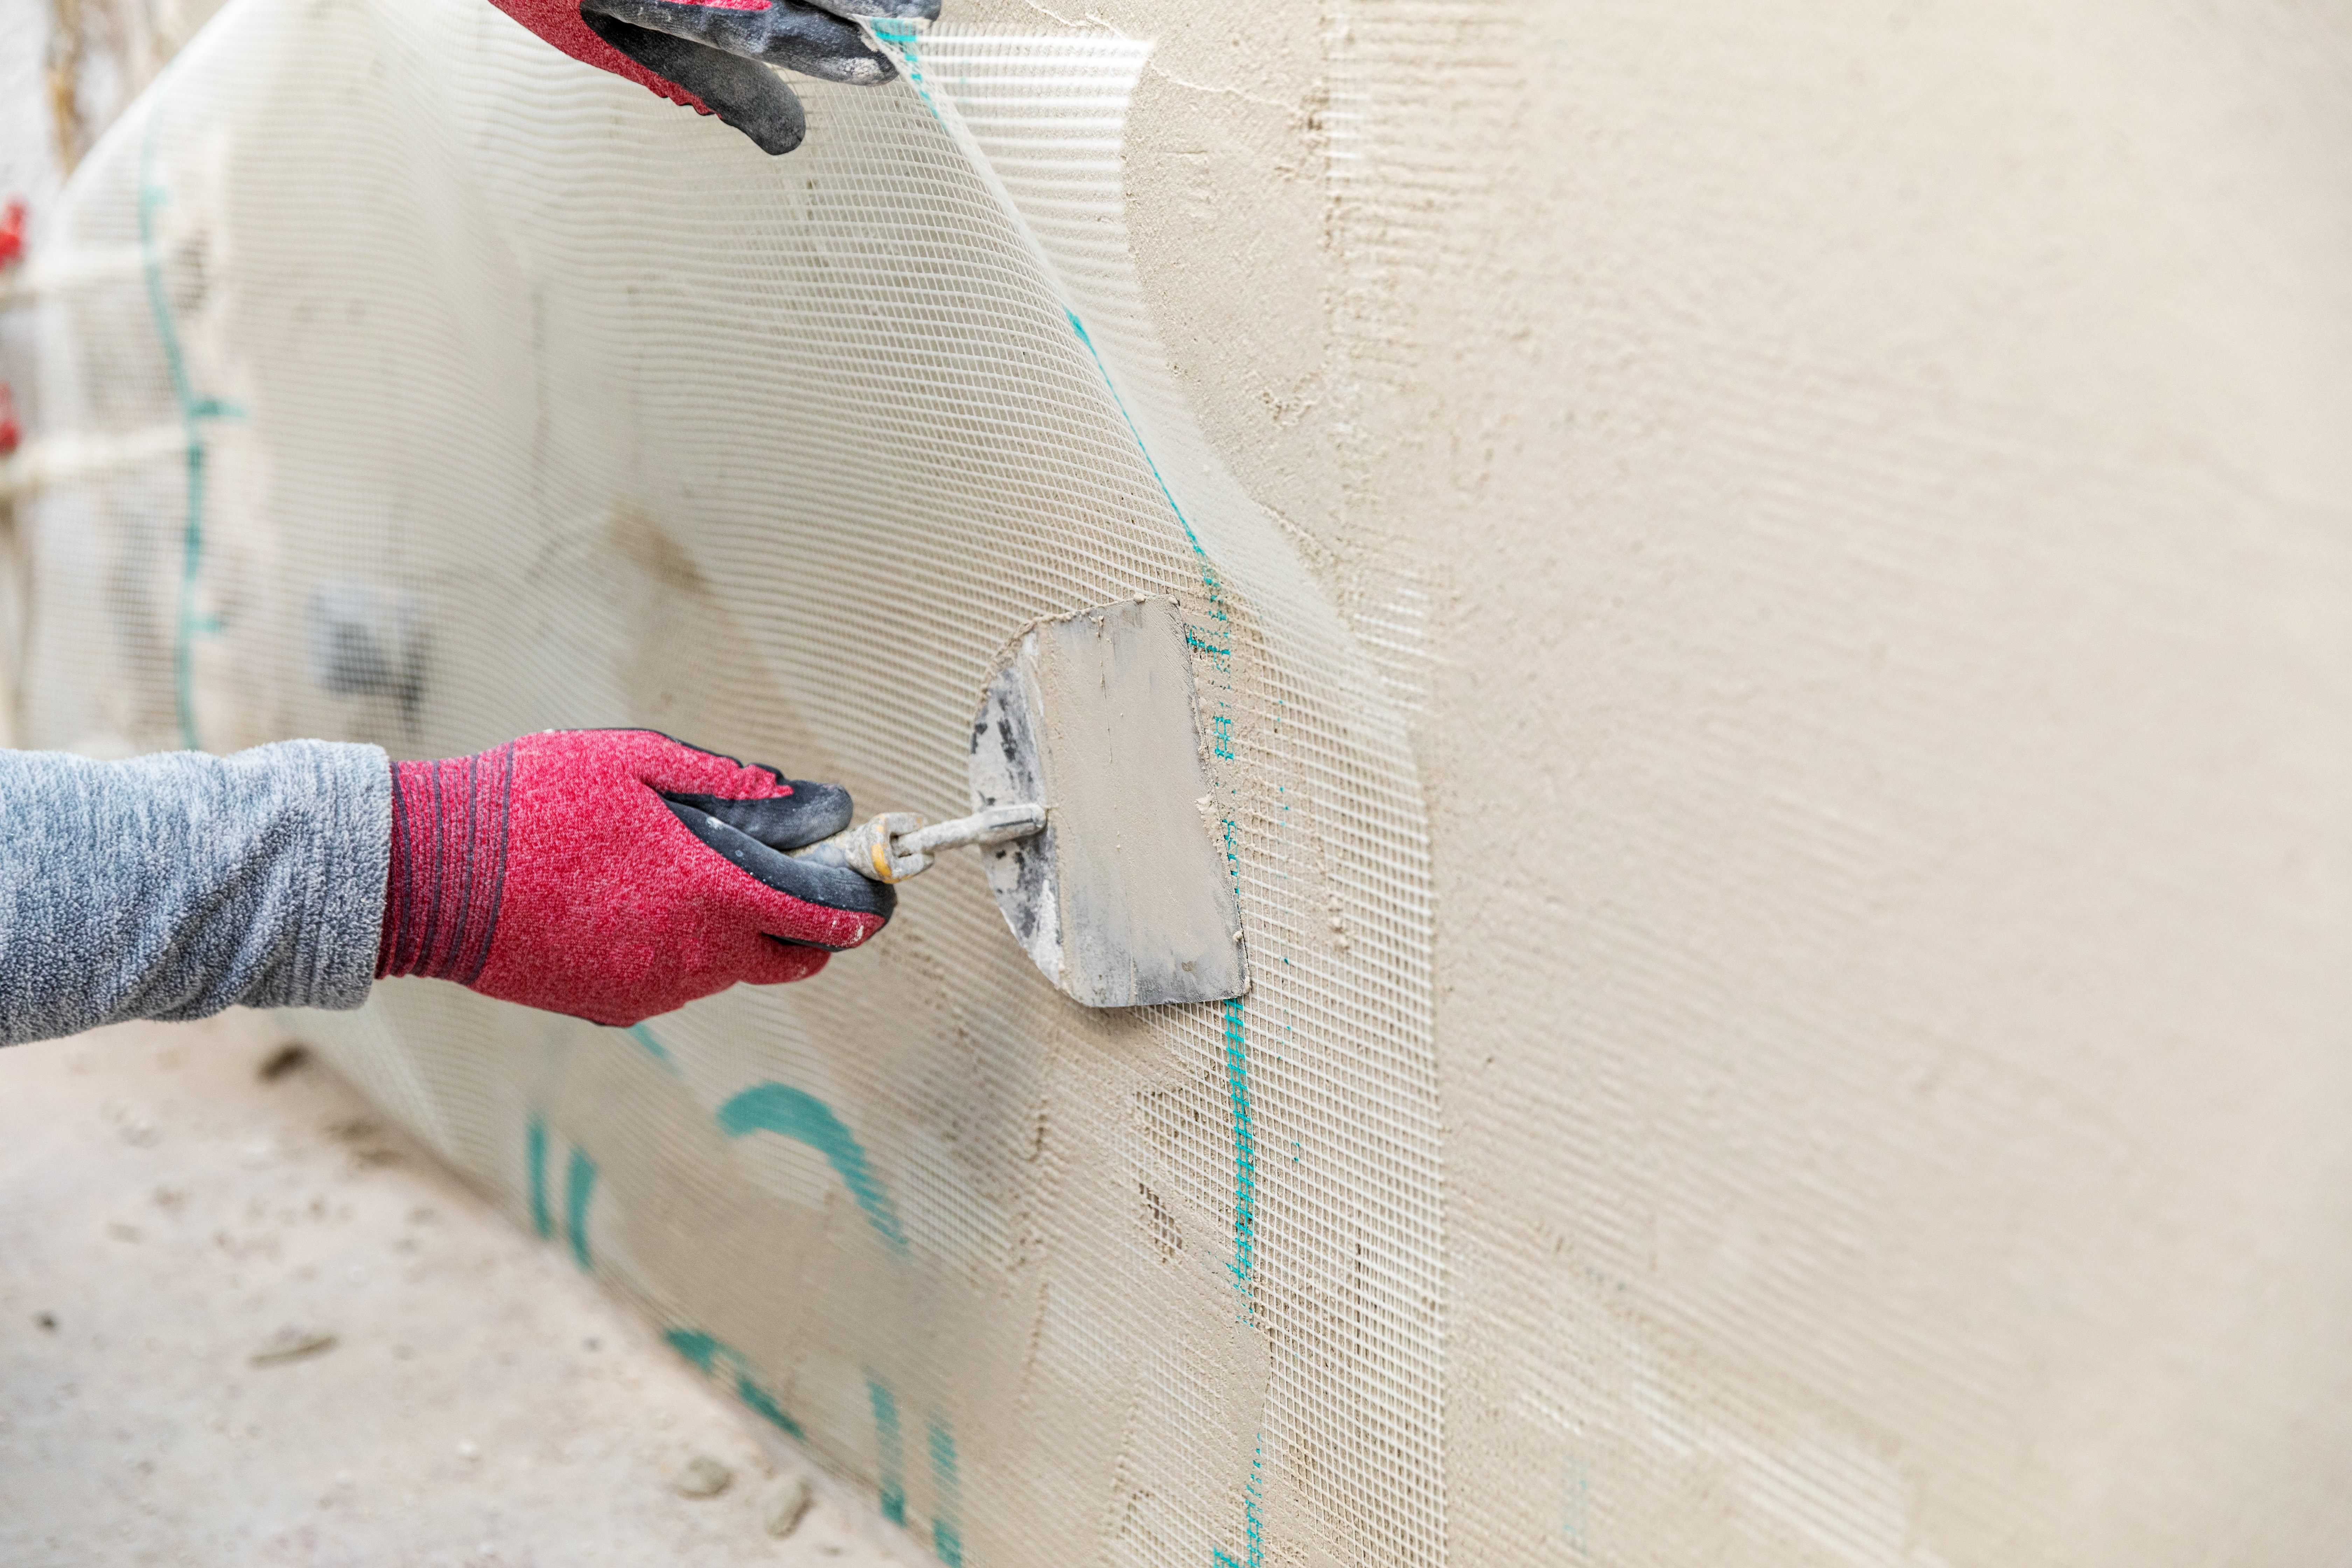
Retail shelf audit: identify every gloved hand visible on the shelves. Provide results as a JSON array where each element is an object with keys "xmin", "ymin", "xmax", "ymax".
[
  {"xmin": 488, "ymin": 0, "xmax": 939, "ymax": 155},
  {"xmin": 377, "ymin": 729, "xmax": 891, "ymax": 1026}
]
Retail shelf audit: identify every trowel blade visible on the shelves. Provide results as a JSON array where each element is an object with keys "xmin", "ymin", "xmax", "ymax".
[{"xmin": 967, "ymin": 598, "xmax": 1246, "ymax": 1008}]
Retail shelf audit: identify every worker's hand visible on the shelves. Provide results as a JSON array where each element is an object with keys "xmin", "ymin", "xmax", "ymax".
[
  {"xmin": 376, "ymin": 729, "xmax": 891, "ymax": 1027},
  {"xmin": 487, "ymin": 0, "xmax": 938, "ymax": 155}
]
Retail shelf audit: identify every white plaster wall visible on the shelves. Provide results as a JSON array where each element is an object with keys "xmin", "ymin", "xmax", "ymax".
[{"xmin": 1075, "ymin": 0, "xmax": 2351, "ymax": 1560}]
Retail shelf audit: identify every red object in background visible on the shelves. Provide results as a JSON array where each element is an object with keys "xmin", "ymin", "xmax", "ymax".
[{"xmin": 2, "ymin": 198, "xmax": 28, "ymax": 458}]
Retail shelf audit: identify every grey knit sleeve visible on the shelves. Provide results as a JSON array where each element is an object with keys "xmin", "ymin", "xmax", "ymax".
[{"xmin": 0, "ymin": 741, "xmax": 391, "ymax": 1046}]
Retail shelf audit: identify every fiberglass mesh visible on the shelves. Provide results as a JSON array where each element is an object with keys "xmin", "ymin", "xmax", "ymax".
[{"xmin": 21, "ymin": 1, "xmax": 1440, "ymax": 1561}]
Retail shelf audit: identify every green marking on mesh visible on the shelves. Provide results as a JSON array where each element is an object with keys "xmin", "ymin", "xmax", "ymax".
[
  {"xmin": 563, "ymin": 1145, "xmax": 598, "ymax": 1271},
  {"xmin": 662, "ymin": 1329, "xmax": 805, "ymax": 1438},
  {"xmin": 1209, "ymin": 1436, "xmax": 1266, "ymax": 1568},
  {"xmin": 665, "ymin": 1328, "xmax": 722, "ymax": 1374},
  {"xmin": 1223, "ymin": 996, "xmax": 1255, "ymax": 1297},
  {"xmin": 732, "ymin": 1371, "xmax": 806, "ymax": 1439},
  {"xmin": 868, "ymin": 1377, "xmax": 906, "ymax": 1526},
  {"xmin": 625, "ymin": 1023, "xmax": 679, "ymax": 1073},
  {"xmin": 928, "ymin": 1416, "xmax": 963, "ymax": 1565},
  {"xmin": 526, "ymin": 1117, "xmax": 552, "ymax": 1239},
  {"xmin": 716, "ymin": 1083, "xmax": 907, "ymax": 1254},
  {"xmin": 135, "ymin": 76, "xmax": 245, "ymax": 752}
]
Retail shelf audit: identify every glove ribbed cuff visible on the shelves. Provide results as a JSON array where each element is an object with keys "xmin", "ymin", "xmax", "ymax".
[{"xmin": 377, "ymin": 746, "xmax": 517, "ymax": 983}]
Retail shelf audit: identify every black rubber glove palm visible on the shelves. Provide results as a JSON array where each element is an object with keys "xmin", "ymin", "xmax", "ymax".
[
  {"xmin": 488, "ymin": 0, "xmax": 939, "ymax": 157},
  {"xmin": 582, "ymin": 0, "xmax": 934, "ymax": 154}
]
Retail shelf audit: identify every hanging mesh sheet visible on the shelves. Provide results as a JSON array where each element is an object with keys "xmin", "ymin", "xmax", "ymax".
[{"xmin": 20, "ymin": 2, "xmax": 1441, "ymax": 1562}]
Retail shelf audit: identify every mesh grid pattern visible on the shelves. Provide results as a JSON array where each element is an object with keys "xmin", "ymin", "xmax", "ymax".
[{"xmin": 22, "ymin": 3, "xmax": 1442, "ymax": 1564}]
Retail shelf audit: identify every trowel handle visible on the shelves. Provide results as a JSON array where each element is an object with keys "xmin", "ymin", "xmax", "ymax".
[
  {"xmin": 788, "ymin": 803, "xmax": 1045, "ymax": 885},
  {"xmin": 901, "ymin": 803, "xmax": 1047, "ymax": 856}
]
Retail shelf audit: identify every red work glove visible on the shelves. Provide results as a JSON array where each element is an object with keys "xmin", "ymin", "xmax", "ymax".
[
  {"xmin": 377, "ymin": 730, "xmax": 891, "ymax": 1026},
  {"xmin": 487, "ymin": 0, "xmax": 937, "ymax": 156}
]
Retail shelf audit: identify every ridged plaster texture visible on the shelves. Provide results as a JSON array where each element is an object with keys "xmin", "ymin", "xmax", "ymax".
[{"xmin": 1072, "ymin": 0, "xmax": 2352, "ymax": 1561}]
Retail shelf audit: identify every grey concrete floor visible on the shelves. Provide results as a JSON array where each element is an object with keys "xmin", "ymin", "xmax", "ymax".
[{"xmin": 0, "ymin": 1014, "xmax": 920, "ymax": 1568}]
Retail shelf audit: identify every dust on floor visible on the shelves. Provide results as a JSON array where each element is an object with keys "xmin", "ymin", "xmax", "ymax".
[{"xmin": 0, "ymin": 1013, "xmax": 925, "ymax": 1567}]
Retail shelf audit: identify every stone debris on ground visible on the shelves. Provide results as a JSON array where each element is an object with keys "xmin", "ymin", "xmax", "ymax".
[
  {"xmin": 249, "ymin": 1326, "xmax": 339, "ymax": 1367},
  {"xmin": 0, "ymin": 1014, "xmax": 926, "ymax": 1566},
  {"xmin": 675, "ymin": 1453, "xmax": 735, "ymax": 1499},
  {"xmin": 764, "ymin": 1472, "xmax": 816, "ymax": 1538}
]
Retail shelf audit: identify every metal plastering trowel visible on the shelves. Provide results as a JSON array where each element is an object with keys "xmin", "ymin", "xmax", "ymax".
[{"xmin": 791, "ymin": 598, "xmax": 1245, "ymax": 1008}]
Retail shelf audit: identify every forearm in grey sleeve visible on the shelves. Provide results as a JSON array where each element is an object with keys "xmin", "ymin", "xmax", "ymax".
[{"xmin": 0, "ymin": 742, "xmax": 391, "ymax": 1046}]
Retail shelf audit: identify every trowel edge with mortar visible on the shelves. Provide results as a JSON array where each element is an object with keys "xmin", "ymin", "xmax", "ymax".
[{"xmin": 790, "ymin": 597, "xmax": 1245, "ymax": 1008}]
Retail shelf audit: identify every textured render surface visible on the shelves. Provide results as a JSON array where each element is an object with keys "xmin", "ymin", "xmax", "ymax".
[
  {"xmin": 1426, "ymin": 14, "xmax": 2352, "ymax": 1564},
  {"xmin": 0, "ymin": 1016, "xmax": 922, "ymax": 1567},
  {"xmin": 1104, "ymin": 1, "xmax": 2352, "ymax": 1562}
]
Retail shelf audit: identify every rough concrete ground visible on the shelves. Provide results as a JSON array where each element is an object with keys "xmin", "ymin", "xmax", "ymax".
[{"xmin": 0, "ymin": 1013, "xmax": 923, "ymax": 1568}]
